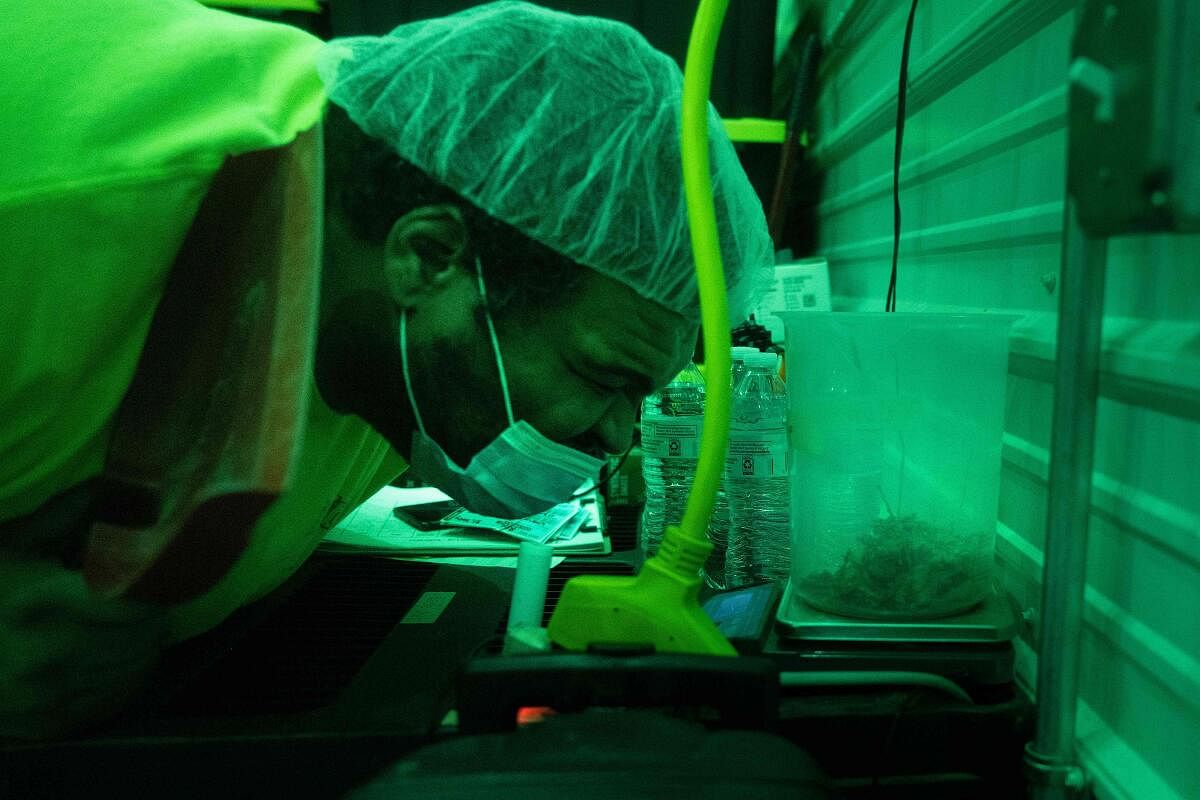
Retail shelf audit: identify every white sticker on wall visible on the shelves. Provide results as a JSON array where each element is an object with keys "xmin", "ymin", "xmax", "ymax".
[{"xmin": 755, "ymin": 258, "xmax": 831, "ymax": 343}]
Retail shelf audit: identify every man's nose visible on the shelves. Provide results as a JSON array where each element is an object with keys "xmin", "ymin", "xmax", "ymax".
[{"xmin": 591, "ymin": 395, "xmax": 639, "ymax": 455}]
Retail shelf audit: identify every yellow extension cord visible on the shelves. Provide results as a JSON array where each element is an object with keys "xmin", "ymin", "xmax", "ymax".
[
  {"xmin": 546, "ymin": 0, "xmax": 737, "ymax": 656},
  {"xmin": 679, "ymin": 0, "xmax": 733, "ymax": 546}
]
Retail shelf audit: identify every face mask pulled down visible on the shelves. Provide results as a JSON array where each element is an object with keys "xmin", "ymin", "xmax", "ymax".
[{"xmin": 399, "ymin": 260, "xmax": 603, "ymax": 519}]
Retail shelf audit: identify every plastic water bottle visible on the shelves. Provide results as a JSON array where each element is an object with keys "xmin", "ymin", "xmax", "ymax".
[
  {"xmin": 726, "ymin": 351, "xmax": 791, "ymax": 587},
  {"xmin": 640, "ymin": 363, "xmax": 705, "ymax": 558},
  {"xmin": 699, "ymin": 347, "xmax": 761, "ymax": 589}
]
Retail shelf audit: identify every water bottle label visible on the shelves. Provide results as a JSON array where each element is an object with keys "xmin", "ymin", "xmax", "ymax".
[
  {"xmin": 727, "ymin": 420, "xmax": 789, "ymax": 478},
  {"xmin": 642, "ymin": 417, "xmax": 703, "ymax": 459}
]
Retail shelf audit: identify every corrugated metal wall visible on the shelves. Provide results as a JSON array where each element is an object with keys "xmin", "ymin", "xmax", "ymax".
[{"xmin": 801, "ymin": 1, "xmax": 1200, "ymax": 798}]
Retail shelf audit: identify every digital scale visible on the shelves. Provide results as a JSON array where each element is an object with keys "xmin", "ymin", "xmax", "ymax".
[
  {"xmin": 776, "ymin": 581, "xmax": 1021, "ymax": 644},
  {"xmin": 769, "ymin": 581, "xmax": 1024, "ymax": 696}
]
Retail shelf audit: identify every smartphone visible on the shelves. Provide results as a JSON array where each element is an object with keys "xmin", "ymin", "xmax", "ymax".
[{"xmin": 393, "ymin": 500, "xmax": 462, "ymax": 531}]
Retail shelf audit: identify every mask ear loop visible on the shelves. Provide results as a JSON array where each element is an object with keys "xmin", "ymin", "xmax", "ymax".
[
  {"xmin": 566, "ymin": 398, "xmax": 643, "ymax": 502},
  {"xmin": 566, "ymin": 440, "xmax": 634, "ymax": 502},
  {"xmin": 475, "ymin": 257, "xmax": 516, "ymax": 426},
  {"xmin": 399, "ymin": 310, "xmax": 429, "ymax": 435}
]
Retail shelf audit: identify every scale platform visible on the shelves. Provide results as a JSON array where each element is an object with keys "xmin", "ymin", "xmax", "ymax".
[
  {"xmin": 776, "ymin": 579, "xmax": 1021, "ymax": 644},
  {"xmin": 772, "ymin": 581, "xmax": 1022, "ymax": 693}
]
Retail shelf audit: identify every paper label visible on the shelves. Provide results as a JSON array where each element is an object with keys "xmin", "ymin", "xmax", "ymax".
[
  {"xmin": 758, "ymin": 259, "xmax": 832, "ymax": 314},
  {"xmin": 726, "ymin": 419, "xmax": 789, "ymax": 478},
  {"xmin": 754, "ymin": 258, "xmax": 831, "ymax": 343},
  {"xmin": 641, "ymin": 416, "xmax": 703, "ymax": 459}
]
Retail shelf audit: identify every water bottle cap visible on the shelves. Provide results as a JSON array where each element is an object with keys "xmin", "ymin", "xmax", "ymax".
[
  {"xmin": 744, "ymin": 351, "xmax": 779, "ymax": 370},
  {"xmin": 731, "ymin": 346, "xmax": 759, "ymax": 363}
]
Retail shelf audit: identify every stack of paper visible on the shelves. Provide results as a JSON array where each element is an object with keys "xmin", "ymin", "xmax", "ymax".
[{"xmin": 319, "ymin": 486, "xmax": 610, "ymax": 557}]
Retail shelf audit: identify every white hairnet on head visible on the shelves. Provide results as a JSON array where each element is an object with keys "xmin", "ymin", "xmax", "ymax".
[{"xmin": 316, "ymin": 0, "xmax": 773, "ymax": 324}]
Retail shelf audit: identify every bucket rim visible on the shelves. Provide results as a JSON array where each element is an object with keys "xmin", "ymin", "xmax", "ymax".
[{"xmin": 777, "ymin": 310, "xmax": 1021, "ymax": 325}]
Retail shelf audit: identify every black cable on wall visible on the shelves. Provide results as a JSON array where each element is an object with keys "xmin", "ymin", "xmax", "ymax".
[{"xmin": 886, "ymin": 0, "xmax": 919, "ymax": 313}]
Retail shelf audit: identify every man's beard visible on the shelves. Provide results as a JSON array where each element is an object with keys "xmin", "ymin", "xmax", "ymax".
[
  {"xmin": 313, "ymin": 291, "xmax": 507, "ymax": 468},
  {"xmin": 313, "ymin": 289, "xmax": 408, "ymax": 447}
]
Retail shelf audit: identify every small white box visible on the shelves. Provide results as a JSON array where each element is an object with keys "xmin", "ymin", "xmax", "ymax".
[{"xmin": 755, "ymin": 257, "xmax": 831, "ymax": 343}]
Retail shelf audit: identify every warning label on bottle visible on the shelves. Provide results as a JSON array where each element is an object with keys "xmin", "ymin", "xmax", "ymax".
[
  {"xmin": 726, "ymin": 420, "xmax": 789, "ymax": 478},
  {"xmin": 642, "ymin": 417, "xmax": 703, "ymax": 459}
]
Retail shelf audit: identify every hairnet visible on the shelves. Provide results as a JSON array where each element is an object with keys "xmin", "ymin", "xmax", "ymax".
[{"xmin": 316, "ymin": 1, "xmax": 772, "ymax": 323}]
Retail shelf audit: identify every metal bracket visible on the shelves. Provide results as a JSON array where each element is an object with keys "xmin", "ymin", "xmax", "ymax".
[{"xmin": 1068, "ymin": 0, "xmax": 1200, "ymax": 234}]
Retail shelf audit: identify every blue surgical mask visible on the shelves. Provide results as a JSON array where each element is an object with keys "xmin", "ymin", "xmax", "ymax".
[{"xmin": 399, "ymin": 258, "xmax": 604, "ymax": 519}]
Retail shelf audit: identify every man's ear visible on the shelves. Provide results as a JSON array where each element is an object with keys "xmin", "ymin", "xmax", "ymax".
[{"xmin": 382, "ymin": 204, "xmax": 469, "ymax": 309}]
